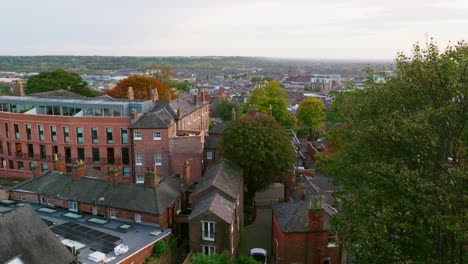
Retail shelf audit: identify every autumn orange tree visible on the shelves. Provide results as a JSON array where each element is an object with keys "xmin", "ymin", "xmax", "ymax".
[{"xmin": 106, "ymin": 75, "xmax": 176, "ymax": 100}]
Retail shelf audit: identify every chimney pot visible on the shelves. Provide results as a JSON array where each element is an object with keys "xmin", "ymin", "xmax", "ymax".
[
  {"xmin": 144, "ymin": 166, "xmax": 159, "ymax": 187},
  {"xmin": 72, "ymin": 162, "xmax": 86, "ymax": 180},
  {"xmin": 183, "ymin": 161, "xmax": 191, "ymax": 187},
  {"xmin": 128, "ymin": 86, "xmax": 134, "ymax": 100}
]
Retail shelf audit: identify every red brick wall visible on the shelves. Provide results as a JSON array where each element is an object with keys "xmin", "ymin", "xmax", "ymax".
[{"xmin": 9, "ymin": 191, "xmax": 39, "ymax": 203}]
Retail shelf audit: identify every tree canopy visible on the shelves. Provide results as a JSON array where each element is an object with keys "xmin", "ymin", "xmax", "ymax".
[
  {"xmin": 221, "ymin": 115, "xmax": 295, "ymax": 195},
  {"xmin": 322, "ymin": 40, "xmax": 467, "ymax": 263},
  {"xmin": 25, "ymin": 69, "xmax": 98, "ymax": 97},
  {"xmin": 245, "ymin": 81, "xmax": 295, "ymax": 128},
  {"xmin": 296, "ymin": 97, "xmax": 325, "ymax": 137},
  {"xmin": 106, "ymin": 75, "xmax": 175, "ymax": 100},
  {"xmin": 211, "ymin": 98, "xmax": 242, "ymax": 121},
  {"xmin": 191, "ymin": 253, "xmax": 261, "ymax": 264}
]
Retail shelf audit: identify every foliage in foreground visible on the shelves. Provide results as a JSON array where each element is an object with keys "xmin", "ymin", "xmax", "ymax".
[
  {"xmin": 191, "ymin": 253, "xmax": 261, "ymax": 264},
  {"xmin": 322, "ymin": 40, "xmax": 467, "ymax": 263},
  {"xmin": 25, "ymin": 69, "xmax": 98, "ymax": 97},
  {"xmin": 221, "ymin": 116, "xmax": 295, "ymax": 195}
]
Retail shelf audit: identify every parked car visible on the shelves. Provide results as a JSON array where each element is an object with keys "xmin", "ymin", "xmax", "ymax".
[{"xmin": 250, "ymin": 248, "xmax": 267, "ymax": 264}]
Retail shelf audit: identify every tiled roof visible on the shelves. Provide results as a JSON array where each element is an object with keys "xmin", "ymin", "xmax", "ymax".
[
  {"xmin": 192, "ymin": 160, "xmax": 242, "ymax": 201},
  {"xmin": 204, "ymin": 136, "xmax": 221, "ymax": 149},
  {"xmin": 0, "ymin": 205, "xmax": 75, "ymax": 264},
  {"xmin": 130, "ymin": 108, "xmax": 174, "ymax": 129},
  {"xmin": 272, "ymin": 201, "xmax": 332, "ymax": 232},
  {"xmin": 169, "ymin": 93, "xmax": 206, "ymax": 118},
  {"xmin": 10, "ymin": 171, "xmax": 186, "ymax": 215},
  {"xmin": 188, "ymin": 192, "xmax": 235, "ymax": 223}
]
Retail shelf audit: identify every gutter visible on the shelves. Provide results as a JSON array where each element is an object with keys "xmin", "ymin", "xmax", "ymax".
[{"xmin": 117, "ymin": 229, "xmax": 172, "ymax": 264}]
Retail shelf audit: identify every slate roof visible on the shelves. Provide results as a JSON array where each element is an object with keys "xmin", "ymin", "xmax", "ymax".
[
  {"xmin": 204, "ymin": 136, "xmax": 221, "ymax": 149},
  {"xmin": 169, "ymin": 93, "xmax": 206, "ymax": 118},
  {"xmin": 0, "ymin": 205, "xmax": 75, "ymax": 264},
  {"xmin": 10, "ymin": 171, "xmax": 186, "ymax": 215},
  {"xmin": 208, "ymin": 122, "xmax": 228, "ymax": 135},
  {"xmin": 29, "ymin": 89, "xmax": 86, "ymax": 98},
  {"xmin": 272, "ymin": 201, "xmax": 332, "ymax": 233},
  {"xmin": 192, "ymin": 160, "xmax": 242, "ymax": 201},
  {"xmin": 188, "ymin": 192, "xmax": 235, "ymax": 223},
  {"xmin": 130, "ymin": 108, "xmax": 175, "ymax": 129}
]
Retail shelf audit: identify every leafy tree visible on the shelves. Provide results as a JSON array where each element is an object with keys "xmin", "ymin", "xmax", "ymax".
[
  {"xmin": 296, "ymin": 97, "xmax": 324, "ymax": 138},
  {"xmin": 245, "ymin": 81, "xmax": 295, "ymax": 128},
  {"xmin": 211, "ymin": 98, "xmax": 242, "ymax": 121},
  {"xmin": 25, "ymin": 69, "xmax": 98, "ymax": 97},
  {"xmin": 221, "ymin": 115, "xmax": 295, "ymax": 196},
  {"xmin": 191, "ymin": 253, "xmax": 261, "ymax": 264},
  {"xmin": 146, "ymin": 65, "xmax": 173, "ymax": 85},
  {"xmin": 174, "ymin": 81, "xmax": 193, "ymax": 92},
  {"xmin": 322, "ymin": 40, "xmax": 467, "ymax": 263},
  {"xmin": 0, "ymin": 83, "xmax": 13, "ymax": 95},
  {"xmin": 106, "ymin": 75, "xmax": 175, "ymax": 100}
]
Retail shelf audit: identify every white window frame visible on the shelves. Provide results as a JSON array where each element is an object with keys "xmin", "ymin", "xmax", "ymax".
[
  {"xmin": 19, "ymin": 194, "xmax": 25, "ymax": 201},
  {"xmin": 92, "ymin": 206, "xmax": 98, "ymax": 216},
  {"xmin": 176, "ymin": 199, "xmax": 182, "ymax": 214},
  {"xmin": 328, "ymin": 233, "xmax": 338, "ymax": 247},
  {"xmin": 153, "ymin": 131, "xmax": 161, "ymax": 140},
  {"xmin": 207, "ymin": 151, "xmax": 213, "ymax": 160},
  {"xmin": 68, "ymin": 201, "xmax": 78, "ymax": 212},
  {"xmin": 202, "ymin": 245, "xmax": 215, "ymax": 256},
  {"xmin": 134, "ymin": 131, "xmax": 142, "ymax": 140},
  {"xmin": 109, "ymin": 209, "xmax": 117, "ymax": 219},
  {"xmin": 202, "ymin": 221, "xmax": 215, "ymax": 241},
  {"xmin": 136, "ymin": 154, "xmax": 143, "ymax": 165},
  {"xmin": 136, "ymin": 175, "xmax": 144, "ymax": 184},
  {"xmin": 135, "ymin": 213, "xmax": 141, "ymax": 223},
  {"xmin": 154, "ymin": 153, "xmax": 162, "ymax": 166}
]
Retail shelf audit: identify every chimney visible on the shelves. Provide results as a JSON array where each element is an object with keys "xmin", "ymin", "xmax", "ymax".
[
  {"xmin": 53, "ymin": 153, "xmax": 66, "ymax": 173},
  {"xmin": 183, "ymin": 161, "xmax": 191, "ymax": 187},
  {"xmin": 193, "ymin": 94, "xmax": 198, "ymax": 106},
  {"xmin": 144, "ymin": 166, "xmax": 159, "ymax": 187},
  {"xmin": 151, "ymin": 89, "xmax": 159, "ymax": 103},
  {"xmin": 177, "ymin": 107, "xmax": 181, "ymax": 119},
  {"xmin": 109, "ymin": 167, "xmax": 122, "ymax": 186},
  {"xmin": 308, "ymin": 195, "xmax": 325, "ymax": 231},
  {"xmin": 164, "ymin": 92, "xmax": 171, "ymax": 103},
  {"xmin": 201, "ymin": 88, "xmax": 206, "ymax": 103},
  {"xmin": 269, "ymin": 104, "xmax": 273, "ymax": 118},
  {"xmin": 72, "ymin": 160, "xmax": 86, "ymax": 181},
  {"xmin": 131, "ymin": 108, "xmax": 138, "ymax": 120},
  {"xmin": 31, "ymin": 162, "xmax": 42, "ymax": 177},
  {"xmin": 127, "ymin": 87, "xmax": 134, "ymax": 100},
  {"xmin": 231, "ymin": 108, "xmax": 236, "ymax": 121},
  {"xmin": 15, "ymin": 80, "xmax": 24, "ymax": 97},
  {"xmin": 248, "ymin": 105, "xmax": 258, "ymax": 118}
]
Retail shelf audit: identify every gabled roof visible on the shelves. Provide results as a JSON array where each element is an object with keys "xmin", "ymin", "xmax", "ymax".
[
  {"xmin": 192, "ymin": 160, "xmax": 242, "ymax": 201},
  {"xmin": 0, "ymin": 205, "xmax": 75, "ymax": 264},
  {"xmin": 169, "ymin": 93, "xmax": 205, "ymax": 118},
  {"xmin": 10, "ymin": 171, "xmax": 186, "ymax": 215},
  {"xmin": 272, "ymin": 201, "xmax": 331, "ymax": 233},
  {"xmin": 130, "ymin": 108, "xmax": 175, "ymax": 129},
  {"xmin": 188, "ymin": 192, "xmax": 235, "ymax": 223}
]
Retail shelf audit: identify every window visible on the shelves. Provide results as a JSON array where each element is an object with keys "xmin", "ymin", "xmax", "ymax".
[
  {"xmin": 106, "ymin": 128, "xmax": 113, "ymax": 144},
  {"xmin": 328, "ymin": 234, "xmax": 337, "ymax": 247},
  {"xmin": 92, "ymin": 148, "xmax": 100, "ymax": 163},
  {"xmin": 121, "ymin": 128, "xmax": 128, "ymax": 144},
  {"xmin": 123, "ymin": 167, "xmax": 130, "ymax": 177},
  {"xmin": 5, "ymin": 123, "xmax": 9, "ymax": 138},
  {"xmin": 63, "ymin": 127, "xmax": 70, "ymax": 143},
  {"xmin": 14, "ymin": 124, "xmax": 20, "ymax": 139},
  {"xmin": 18, "ymin": 161, "xmax": 24, "ymax": 170},
  {"xmin": 76, "ymin": 127, "xmax": 83, "ymax": 144},
  {"xmin": 77, "ymin": 148, "xmax": 85, "ymax": 161},
  {"xmin": 134, "ymin": 131, "xmax": 142, "ymax": 140},
  {"xmin": 202, "ymin": 245, "xmax": 215, "ymax": 256},
  {"xmin": 42, "ymin": 163, "xmax": 48, "ymax": 172},
  {"xmin": 50, "ymin": 126, "xmax": 57, "ymax": 142},
  {"xmin": 40, "ymin": 145, "xmax": 46, "ymax": 160},
  {"xmin": 135, "ymin": 213, "xmax": 141, "ymax": 223},
  {"xmin": 136, "ymin": 154, "xmax": 142, "ymax": 165},
  {"xmin": 153, "ymin": 131, "xmax": 161, "ymax": 140},
  {"xmin": 109, "ymin": 209, "xmax": 116, "ymax": 219},
  {"xmin": 176, "ymin": 199, "xmax": 182, "ymax": 214},
  {"xmin": 91, "ymin": 128, "xmax": 98, "ymax": 144},
  {"xmin": 19, "ymin": 194, "xmax": 25, "ymax": 201},
  {"xmin": 136, "ymin": 175, "xmax": 144, "ymax": 184},
  {"xmin": 207, "ymin": 151, "xmax": 213, "ymax": 160},
  {"xmin": 122, "ymin": 148, "xmax": 130, "ymax": 164},
  {"xmin": 69, "ymin": 201, "xmax": 78, "ymax": 212},
  {"xmin": 202, "ymin": 221, "xmax": 215, "ymax": 241},
  {"xmin": 38, "ymin": 125, "xmax": 44, "ymax": 141},
  {"xmin": 154, "ymin": 153, "xmax": 161, "ymax": 165},
  {"xmin": 92, "ymin": 206, "xmax": 97, "ymax": 215}
]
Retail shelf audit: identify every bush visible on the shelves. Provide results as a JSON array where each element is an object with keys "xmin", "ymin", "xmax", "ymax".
[{"xmin": 152, "ymin": 240, "xmax": 167, "ymax": 258}]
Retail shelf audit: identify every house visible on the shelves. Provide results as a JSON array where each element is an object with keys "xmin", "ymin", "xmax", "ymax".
[
  {"xmin": 0, "ymin": 204, "xmax": 75, "ymax": 264},
  {"xmin": 188, "ymin": 160, "xmax": 243, "ymax": 258}
]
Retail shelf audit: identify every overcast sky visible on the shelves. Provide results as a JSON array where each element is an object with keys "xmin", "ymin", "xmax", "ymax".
[{"xmin": 1, "ymin": 0, "xmax": 467, "ymax": 60}]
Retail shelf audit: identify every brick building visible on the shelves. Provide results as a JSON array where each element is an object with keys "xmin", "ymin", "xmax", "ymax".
[{"xmin": 188, "ymin": 160, "xmax": 244, "ymax": 258}]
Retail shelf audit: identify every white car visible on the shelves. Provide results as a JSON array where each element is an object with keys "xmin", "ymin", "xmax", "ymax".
[{"xmin": 250, "ymin": 248, "xmax": 267, "ymax": 264}]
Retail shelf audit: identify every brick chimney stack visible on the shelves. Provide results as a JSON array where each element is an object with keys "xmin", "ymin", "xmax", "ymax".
[
  {"xmin": 164, "ymin": 92, "xmax": 171, "ymax": 103},
  {"xmin": 128, "ymin": 87, "xmax": 134, "ymax": 100},
  {"xmin": 201, "ymin": 88, "xmax": 206, "ymax": 103},
  {"xmin": 53, "ymin": 153, "xmax": 66, "ymax": 173},
  {"xmin": 131, "ymin": 108, "xmax": 138, "ymax": 120},
  {"xmin": 15, "ymin": 80, "xmax": 24, "ymax": 97},
  {"xmin": 183, "ymin": 161, "xmax": 191, "ymax": 187},
  {"xmin": 247, "ymin": 105, "xmax": 258, "ymax": 118},
  {"xmin": 72, "ymin": 160, "xmax": 86, "ymax": 181},
  {"xmin": 151, "ymin": 89, "xmax": 159, "ymax": 103},
  {"xmin": 144, "ymin": 166, "xmax": 159, "ymax": 187},
  {"xmin": 231, "ymin": 108, "xmax": 236, "ymax": 121},
  {"xmin": 193, "ymin": 94, "xmax": 198, "ymax": 106},
  {"xmin": 109, "ymin": 167, "xmax": 122, "ymax": 186},
  {"xmin": 308, "ymin": 195, "xmax": 325, "ymax": 232}
]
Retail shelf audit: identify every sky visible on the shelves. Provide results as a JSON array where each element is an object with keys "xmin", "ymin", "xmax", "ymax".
[{"xmin": 1, "ymin": 0, "xmax": 467, "ymax": 60}]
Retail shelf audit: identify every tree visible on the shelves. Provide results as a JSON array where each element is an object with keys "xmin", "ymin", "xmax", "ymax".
[
  {"xmin": 25, "ymin": 69, "xmax": 98, "ymax": 97},
  {"xmin": 106, "ymin": 75, "xmax": 175, "ymax": 100},
  {"xmin": 211, "ymin": 98, "xmax": 242, "ymax": 121},
  {"xmin": 245, "ymin": 81, "xmax": 295, "ymax": 128},
  {"xmin": 221, "ymin": 116, "xmax": 295, "ymax": 196},
  {"xmin": 146, "ymin": 65, "xmax": 173, "ymax": 85},
  {"xmin": 191, "ymin": 253, "xmax": 261, "ymax": 264},
  {"xmin": 296, "ymin": 97, "xmax": 325, "ymax": 138},
  {"xmin": 174, "ymin": 81, "xmax": 193, "ymax": 92},
  {"xmin": 321, "ymin": 40, "xmax": 467, "ymax": 263}
]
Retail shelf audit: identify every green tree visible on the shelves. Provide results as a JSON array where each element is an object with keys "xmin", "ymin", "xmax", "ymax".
[
  {"xmin": 174, "ymin": 81, "xmax": 193, "ymax": 92},
  {"xmin": 25, "ymin": 69, "xmax": 98, "ymax": 97},
  {"xmin": 211, "ymin": 98, "xmax": 242, "ymax": 121},
  {"xmin": 191, "ymin": 253, "xmax": 261, "ymax": 264},
  {"xmin": 146, "ymin": 65, "xmax": 173, "ymax": 85},
  {"xmin": 245, "ymin": 81, "xmax": 295, "ymax": 128},
  {"xmin": 296, "ymin": 97, "xmax": 325, "ymax": 139},
  {"xmin": 221, "ymin": 116, "xmax": 295, "ymax": 196},
  {"xmin": 322, "ymin": 40, "xmax": 467, "ymax": 263}
]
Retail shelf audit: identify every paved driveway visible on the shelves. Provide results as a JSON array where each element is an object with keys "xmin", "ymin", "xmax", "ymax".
[{"xmin": 239, "ymin": 207, "xmax": 272, "ymax": 257}]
